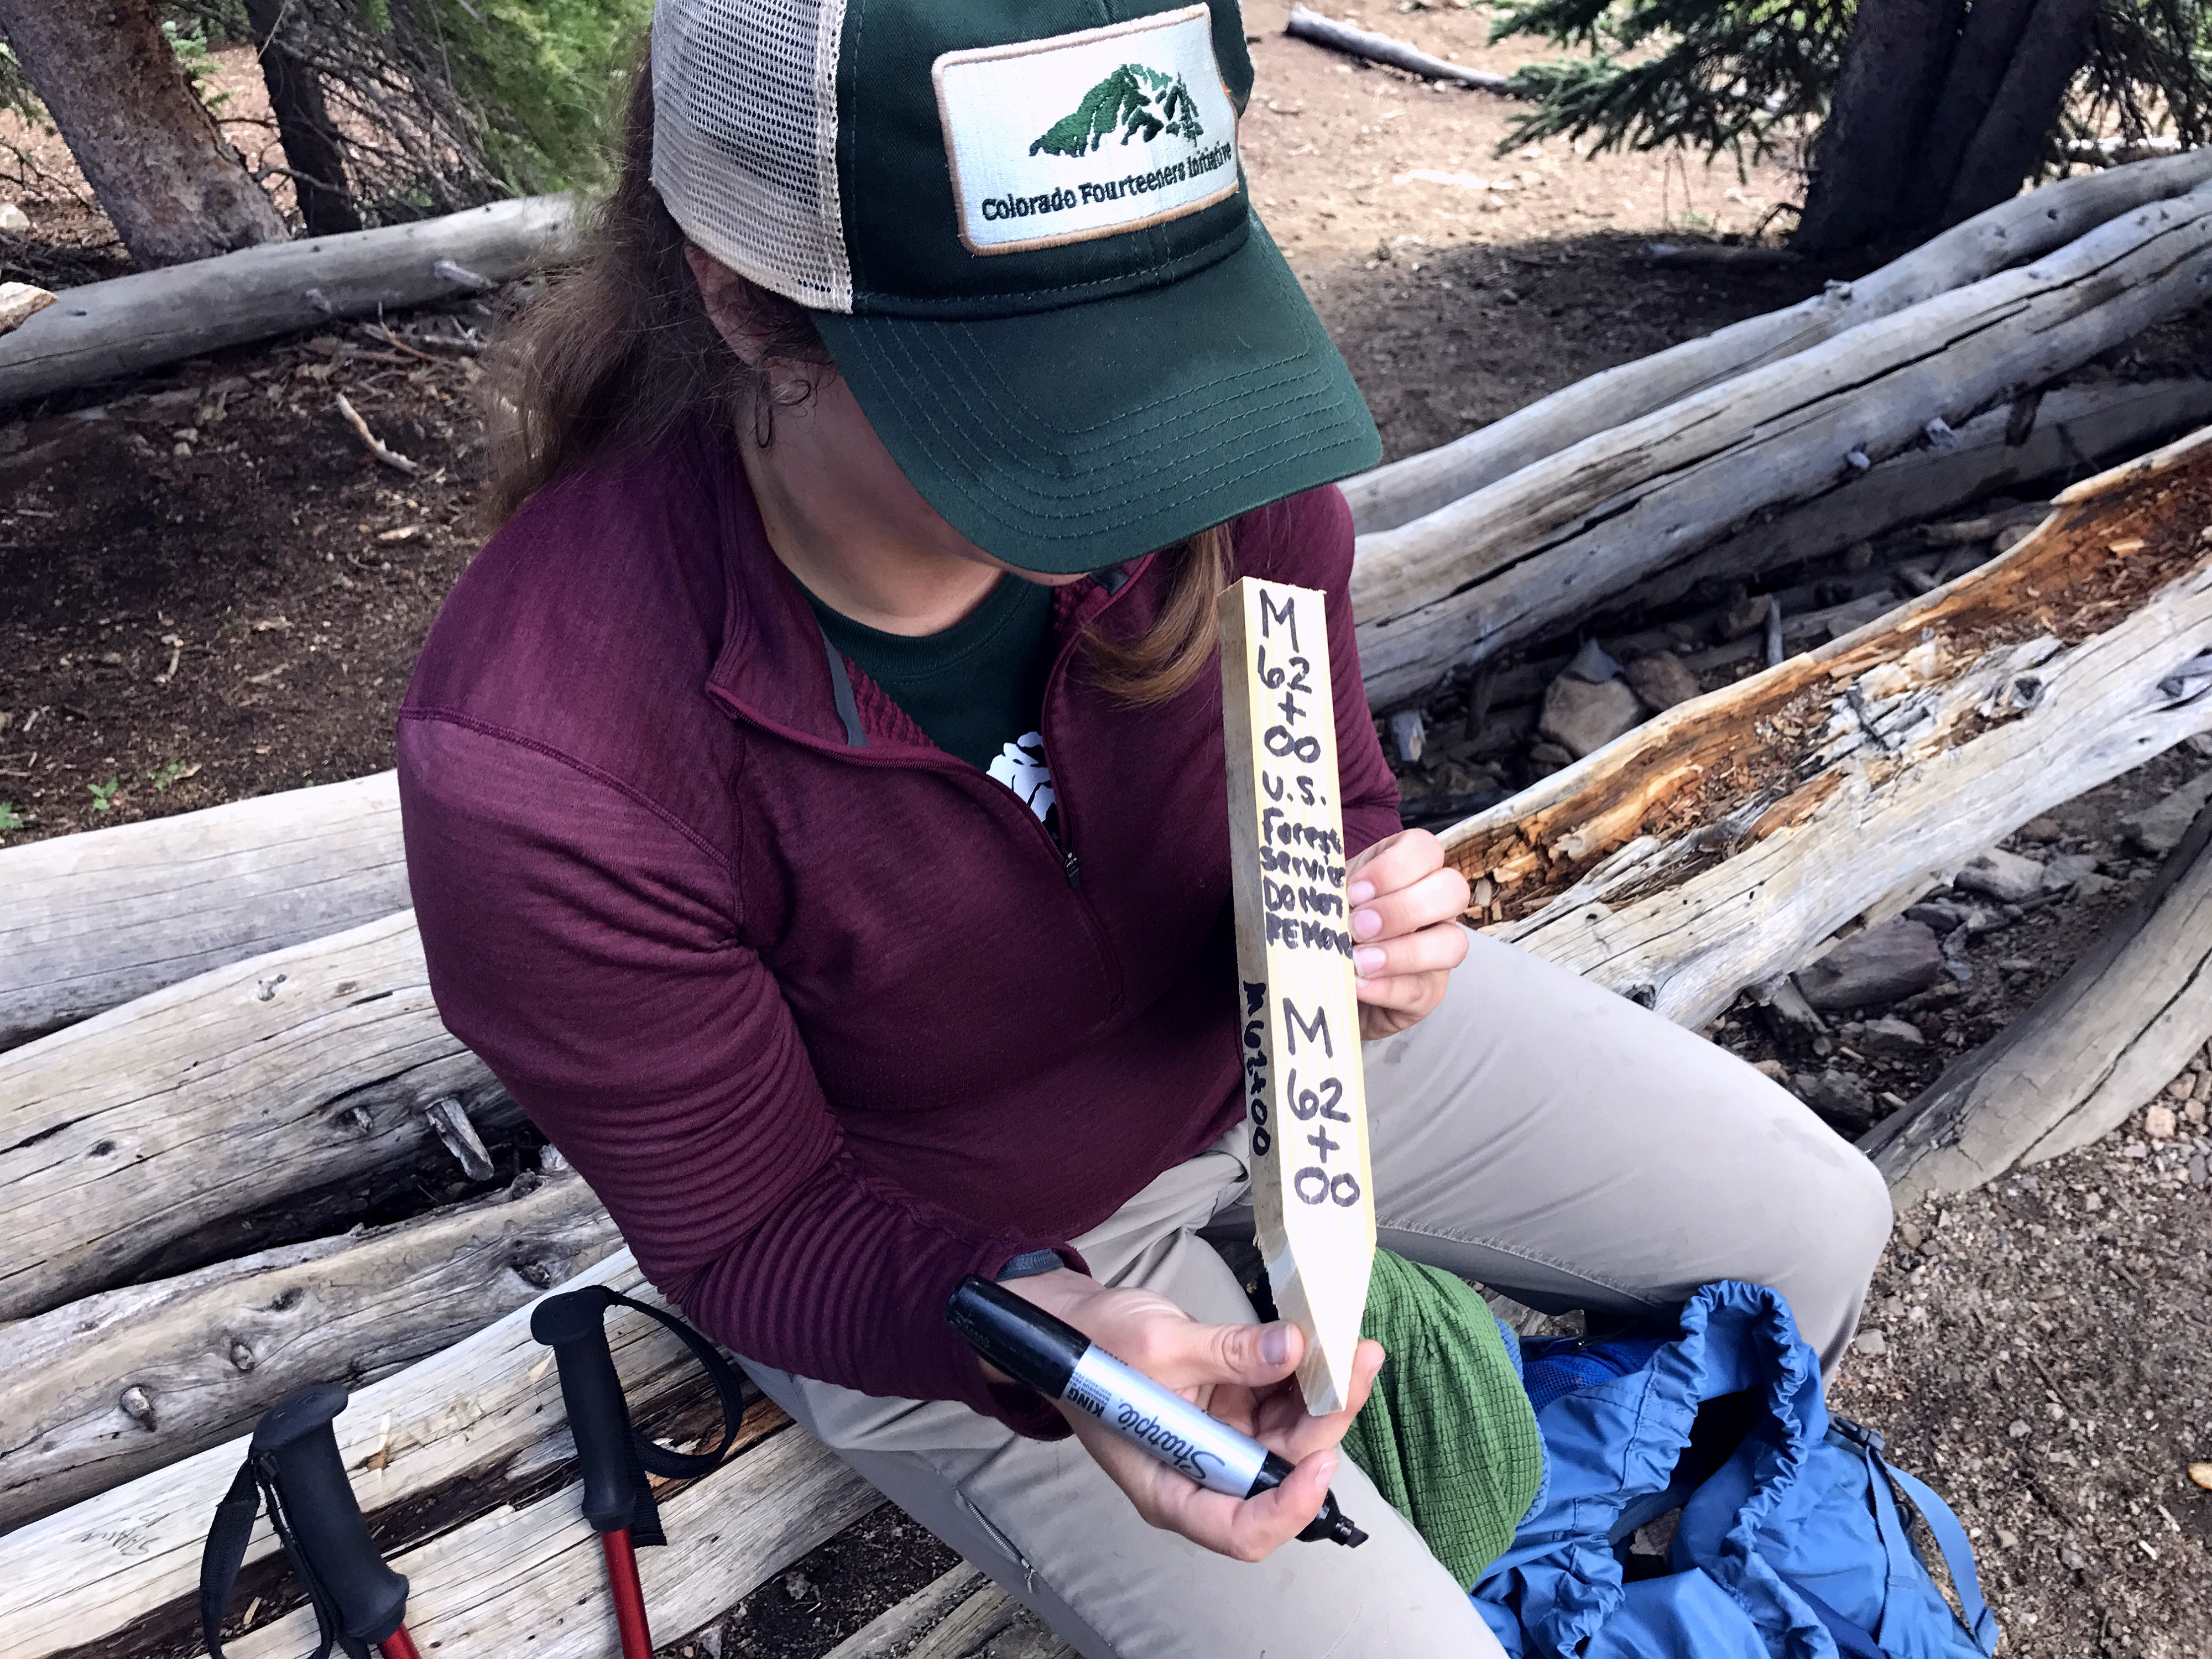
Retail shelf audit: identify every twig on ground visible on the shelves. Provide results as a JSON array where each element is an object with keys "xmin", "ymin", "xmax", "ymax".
[
  {"xmin": 1284, "ymin": 8, "xmax": 1519, "ymax": 93},
  {"xmin": 333, "ymin": 393, "xmax": 421, "ymax": 476}
]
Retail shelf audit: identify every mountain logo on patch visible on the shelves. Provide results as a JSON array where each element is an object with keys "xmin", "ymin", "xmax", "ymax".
[{"xmin": 1029, "ymin": 65, "xmax": 1204, "ymax": 156}]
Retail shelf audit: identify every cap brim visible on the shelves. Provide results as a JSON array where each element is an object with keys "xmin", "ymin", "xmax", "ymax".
[{"xmin": 812, "ymin": 217, "xmax": 1381, "ymax": 575}]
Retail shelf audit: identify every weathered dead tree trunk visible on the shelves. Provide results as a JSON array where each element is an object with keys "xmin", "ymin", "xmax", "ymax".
[
  {"xmin": 0, "ymin": 195, "xmax": 573, "ymax": 408},
  {"xmin": 1615, "ymin": 377, "xmax": 2212, "ymax": 620},
  {"xmin": 0, "ymin": 0, "xmax": 285, "ymax": 267},
  {"xmin": 0, "ymin": 1167, "xmax": 618, "ymax": 1531},
  {"xmin": 0, "ymin": 1253, "xmax": 874, "ymax": 1659},
  {"xmin": 1437, "ymin": 427, "xmax": 2212, "ymax": 1029},
  {"xmin": 1938, "ymin": 0, "xmax": 2101, "ymax": 228},
  {"xmin": 0, "ymin": 910, "xmax": 518, "ymax": 1321},
  {"xmin": 1864, "ymin": 797, "xmax": 2212, "ymax": 1206},
  {"xmin": 0, "ymin": 771, "xmax": 406, "ymax": 1050},
  {"xmin": 1354, "ymin": 178, "xmax": 2212, "ymax": 710},
  {"xmin": 1342, "ymin": 149, "xmax": 2212, "ymax": 534}
]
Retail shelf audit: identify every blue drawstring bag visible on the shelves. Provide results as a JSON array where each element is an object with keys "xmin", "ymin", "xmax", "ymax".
[{"xmin": 1474, "ymin": 1281, "xmax": 1998, "ymax": 1659}]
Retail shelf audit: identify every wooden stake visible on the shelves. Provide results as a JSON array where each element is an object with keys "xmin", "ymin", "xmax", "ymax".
[{"xmin": 1217, "ymin": 577, "xmax": 1376, "ymax": 1415}]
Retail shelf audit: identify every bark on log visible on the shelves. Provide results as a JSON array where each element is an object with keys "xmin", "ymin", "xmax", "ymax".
[
  {"xmin": 0, "ymin": 771, "xmax": 406, "ymax": 1051},
  {"xmin": 1438, "ymin": 425, "xmax": 2212, "ymax": 1031},
  {"xmin": 1340, "ymin": 149, "xmax": 2212, "ymax": 534},
  {"xmin": 0, "ymin": 0, "xmax": 285, "ymax": 268},
  {"xmin": 1283, "ymin": 8, "xmax": 1516, "ymax": 93},
  {"xmin": 0, "ymin": 1252, "xmax": 868, "ymax": 1659},
  {"xmin": 0, "ymin": 910, "xmax": 518, "ymax": 1321},
  {"xmin": 0, "ymin": 1168, "xmax": 618, "ymax": 1532},
  {"xmin": 1863, "ymin": 795, "xmax": 2212, "ymax": 1206},
  {"xmin": 0, "ymin": 196, "xmax": 573, "ymax": 408},
  {"xmin": 1353, "ymin": 178, "xmax": 2212, "ymax": 711},
  {"xmin": 1603, "ymin": 377, "xmax": 2212, "ymax": 623}
]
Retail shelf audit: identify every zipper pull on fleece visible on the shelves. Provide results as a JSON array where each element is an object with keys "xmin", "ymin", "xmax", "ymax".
[{"xmin": 1063, "ymin": 848, "xmax": 1082, "ymax": 888}]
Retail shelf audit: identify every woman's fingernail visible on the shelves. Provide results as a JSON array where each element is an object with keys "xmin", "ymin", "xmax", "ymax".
[
  {"xmin": 1315, "ymin": 1451, "xmax": 1339, "ymax": 1482},
  {"xmin": 1353, "ymin": 909, "xmax": 1382, "ymax": 939},
  {"xmin": 1354, "ymin": 947, "xmax": 1386, "ymax": 974},
  {"xmin": 1348, "ymin": 880, "xmax": 1375, "ymax": 905},
  {"xmin": 1260, "ymin": 1325, "xmax": 1291, "ymax": 1366}
]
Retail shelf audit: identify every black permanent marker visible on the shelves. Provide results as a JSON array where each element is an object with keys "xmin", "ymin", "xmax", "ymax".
[{"xmin": 945, "ymin": 1275, "xmax": 1368, "ymax": 1547}]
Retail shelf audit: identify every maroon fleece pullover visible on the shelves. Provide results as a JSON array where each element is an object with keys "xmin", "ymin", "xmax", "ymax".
[{"xmin": 397, "ymin": 419, "xmax": 1400, "ymax": 1433}]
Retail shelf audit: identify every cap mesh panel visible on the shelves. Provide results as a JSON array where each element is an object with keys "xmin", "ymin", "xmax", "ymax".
[{"xmin": 651, "ymin": 0, "xmax": 853, "ymax": 312}]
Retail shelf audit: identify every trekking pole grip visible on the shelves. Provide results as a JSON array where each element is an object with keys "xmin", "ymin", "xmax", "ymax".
[
  {"xmin": 531, "ymin": 1286, "xmax": 641, "ymax": 1533},
  {"xmin": 251, "ymin": 1386, "xmax": 409, "ymax": 1649}
]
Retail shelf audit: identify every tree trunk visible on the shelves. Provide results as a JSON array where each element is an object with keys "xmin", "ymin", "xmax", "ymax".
[
  {"xmin": 0, "ymin": 0, "xmax": 284, "ymax": 267},
  {"xmin": 1940, "ymin": 0, "xmax": 2102, "ymax": 226},
  {"xmin": 1903, "ymin": 0, "xmax": 2042, "ymax": 225},
  {"xmin": 244, "ymin": 0, "xmax": 361, "ymax": 237},
  {"xmin": 1793, "ymin": 0, "xmax": 1966, "ymax": 252}
]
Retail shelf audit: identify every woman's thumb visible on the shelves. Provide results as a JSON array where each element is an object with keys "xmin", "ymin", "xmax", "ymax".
[{"xmin": 1203, "ymin": 1318, "xmax": 1302, "ymax": 1383}]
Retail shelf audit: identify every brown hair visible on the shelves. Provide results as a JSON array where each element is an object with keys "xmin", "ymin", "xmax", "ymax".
[{"xmin": 486, "ymin": 58, "xmax": 1227, "ymax": 706}]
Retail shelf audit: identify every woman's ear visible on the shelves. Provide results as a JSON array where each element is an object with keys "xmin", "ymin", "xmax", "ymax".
[{"xmin": 685, "ymin": 244, "xmax": 770, "ymax": 367}]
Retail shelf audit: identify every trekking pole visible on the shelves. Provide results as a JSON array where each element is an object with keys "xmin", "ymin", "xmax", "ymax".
[
  {"xmin": 531, "ymin": 1285, "xmax": 750, "ymax": 1659},
  {"xmin": 201, "ymin": 1384, "xmax": 419, "ymax": 1659}
]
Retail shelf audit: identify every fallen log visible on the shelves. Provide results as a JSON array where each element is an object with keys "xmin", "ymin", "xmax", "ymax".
[
  {"xmin": 0, "ymin": 1251, "xmax": 849, "ymax": 1659},
  {"xmin": 1437, "ymin": 425, "xmax": 2212, "ymax": 1031},
  {"xmin": 0, "ymin": 910, "xmax": 517, "ymax": 1321},
  {"xmin": 1864, "ymin": 795, "xmax": 2212, "ymax": 1206},
  {"xmin": 0, "ymin": 770, "xmax": 406, "ymax": 1050},
  {"xmin": 0, "ymin": 196, "xmax": 573, "ymax": 408},
  {"xmin": 0, "ymin": 1165, "xmax": 618, "ymax": 1532},
  {"xmin": 1599, "ymin": 377, "xmax": 2212, "ymax": 625},
  {"xmin": 1354, "ymin": 178, "xmax": 2212, "ymax": 709},
  {"xmin": 1284, "ymin": 8, "xmax": 1516, "ymax": 93},
  {"xmin": 1342, "ymin": 148, "xmax": 2212, "ymax": 534}
]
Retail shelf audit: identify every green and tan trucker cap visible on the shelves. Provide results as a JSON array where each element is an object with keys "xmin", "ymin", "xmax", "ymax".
[{"xmin": 650, "ymin": 0, "xmax": 1381, "ymax": 573}]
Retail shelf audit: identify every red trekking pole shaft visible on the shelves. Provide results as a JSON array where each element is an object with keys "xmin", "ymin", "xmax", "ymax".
[
  {"xmin": 602, "ymin": 1529, "xmax": 655, "ymax": 1659},
  {"xmin": 378, "ymin": 1627, "xmax": 426, "ymax": 1659}
]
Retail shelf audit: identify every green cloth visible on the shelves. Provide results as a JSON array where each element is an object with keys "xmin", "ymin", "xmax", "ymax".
[
  {"xmin": 1339, "ymin": 1249, "xmax": 1546, "ymax": 1588},
  {"xmin": 803, "ymin": 574, "xmax": 1057, "ymax": 776}
]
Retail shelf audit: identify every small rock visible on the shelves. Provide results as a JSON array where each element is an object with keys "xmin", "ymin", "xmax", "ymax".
[
  {"xmin": 782, "ymin": 1571, "xmax": 812, "ymax": 1600},
  {"xmin": 1905, "ymin": 901, "xmax": 1968, "ymax": 933},
  {"xmin": 2041, "ymin": 852, "xmax": 2100, "ymax": 891},
  {"xmin": 2145, "ymin": 1104, "xmax": 2178, "ymax": 1140},
  {"xmin": 2060, "ymin": 1544, "xmax": 2089, "ymax": 1570},
  {"xmin": 2008, "ymin": 1419, "xmax": 2032, "ymax": 1439},
  {"xmin": 1954, "ymin": 847, "xmax": 2047, "ymax": 904},
  {"xmin": 2189, "ymin": 1154, "xmax": 2208, "ymax": 1186},
  {"xmin": 1387, "ymin": 708, "xmax": 1426, "ymax": 764},
  {"xmin": 1563, "ymin": 638, "xmax": 1623, "ymax": 682},
  {"xmin": 2121, "ymin": 769, "xmax": 2212, "ymax": 855},
  {"xmin": 1842, "ymin": 540, "xmax": 1875, "ymax": 572},
  {"xmin": 1996, "ymin": 1528, "xmax": 2018, "ymax": 1551},
  {"xmin": 1624, "ymin": 652, "xmax": 1700, "ymax": 712},
  {"xmin": 0, "ymin": 202, "xmax": 26, "ymax": 233},
  {"xmin": 1752, "ymin": 1058, "xmax": 1789, "ymax": 1082},
  {"xmin": 1897, "ymin": 1219, "xmax": 1923, "ymax": 1250},
  {"xmin": 1796, "ymin": 919, "xmax": 1945, "ymax": 1010},
  {"xmin": 1537, "ymin": 674, "xmax": 1644, "ymax": 759},
  {"xmin": 1854, "ymin": 1328, "xmax": 1888, "ymax": 1357},
  {"xmin": 2017, "ymin": 816, "xmax": 2062, "ymax": 843},
  {"xmin": 1721, "ymin": 593, "xmax": 1773, "ymax": 639},
  {"xmin": 2072, "ymin": 870, "xmax": 2115, "ymax": 900},
  {"xmin": 1996, "ymin": 957, "xmax": 2035, "ymax": 974},
  {"xmin": 1860, "ymin": 1015, "xmax": 1925, "ymax": 1056},
  {"xmin": 1527, "ymin": 740, "xmax": 1573, "ymax": 766},
  {"xmin": 1808, "ymin": 1068, "xmax": 1880, "ymax": 1128},
  {"xmin": 2190, "ymin": 1463, "xmax": 2212, "ymax": 1492},
  {"xmin": 2169, "ymin": 1077, "xmax": 2196, "ymax": 1101}
]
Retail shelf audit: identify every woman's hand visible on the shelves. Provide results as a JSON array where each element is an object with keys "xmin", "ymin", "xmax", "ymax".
[
  {"xmin": 995, "ymin": 1269, "xmax": 1384, "ymax": 1562},
  {"xmin": 1346, "ymin": 828, "xmax": 1470, "ymax": 1040}
]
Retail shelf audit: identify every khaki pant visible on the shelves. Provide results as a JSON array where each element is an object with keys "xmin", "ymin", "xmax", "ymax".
[{"xmin": 739, "ymin": 933, "xmax": 1893, "ymax": 1658}]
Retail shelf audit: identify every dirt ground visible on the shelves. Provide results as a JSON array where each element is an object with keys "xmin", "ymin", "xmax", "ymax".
[{"xmin": 2, "ymin": 11, "xmax": 2209, "ymax": 1658}]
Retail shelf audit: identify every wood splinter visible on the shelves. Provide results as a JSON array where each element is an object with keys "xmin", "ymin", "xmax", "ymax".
[
  {"xmin": 1218, "ymin": 577, "xmax": 1376, "ymax": 1415},
  {"xmin": 335, "ymin": 392, "xmax": 420, "ymax": 476}
]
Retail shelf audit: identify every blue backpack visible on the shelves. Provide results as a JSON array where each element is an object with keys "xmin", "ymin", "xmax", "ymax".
[{"xmin": 1474, "ymin": 1281, "xmax": 1999, "ymax": 1659}]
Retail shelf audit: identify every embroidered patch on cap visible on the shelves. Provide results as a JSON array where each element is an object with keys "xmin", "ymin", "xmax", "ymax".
[{"xmin": 933, "ymin": 6, "xmax": 1241, "ymax": 257}]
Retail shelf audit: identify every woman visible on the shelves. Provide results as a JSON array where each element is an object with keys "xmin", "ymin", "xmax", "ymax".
[{"xmin": 399, "ymin": 2, "xmax": 1893, "ymax": 1653}]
